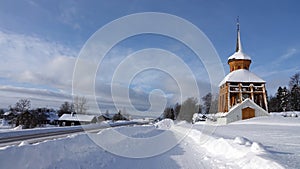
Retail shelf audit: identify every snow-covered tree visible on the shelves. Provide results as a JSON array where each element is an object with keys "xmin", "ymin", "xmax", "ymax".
[{"xmin": 276, "ymin": 86, "xmax": 291, "ymax": 112}]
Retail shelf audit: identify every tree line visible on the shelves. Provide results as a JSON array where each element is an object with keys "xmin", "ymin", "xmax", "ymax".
[
  {"xmin": 2, "ymin": 99, "xmax": 55, "ymax": 129},
  {"xmin": 1, "ymin": 96, "xmax": 89, "ymax": 129},
  {"xmin": 2, "ymin": 72, "xmax": 298, "ymax": 128},
  {"xmin": 162, "ymin": 93, "xmax": 218, "ymax": 122},
  {"xmin": 268, "ymin": 72, "xmax": 300, "ymax": 112}
]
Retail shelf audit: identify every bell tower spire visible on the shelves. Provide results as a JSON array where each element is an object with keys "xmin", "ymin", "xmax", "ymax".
[
  {"xmin": 235, "ymin": 16, "xmax": 242, "ymax": 52},
  {"xmin": 228, "ymin": 17, "xmax": 251, "ymax": 72}
]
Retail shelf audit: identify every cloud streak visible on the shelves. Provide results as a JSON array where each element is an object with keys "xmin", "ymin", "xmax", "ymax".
[{"xmin": 271, "ymin": 48, "xmax": 298, "ymax": 66}]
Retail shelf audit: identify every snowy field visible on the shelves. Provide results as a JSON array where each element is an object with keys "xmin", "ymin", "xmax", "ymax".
[
  {"xmin": 0, "ymin": 116, "xmax": 298, "ymax": 169},
  {"xmin": 194, "ymin": 114, "xmax": 300, "ymax": 169}
]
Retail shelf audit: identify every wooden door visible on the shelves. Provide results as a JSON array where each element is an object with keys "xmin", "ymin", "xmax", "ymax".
[{"xmin": 242, "ymin": 107, "xmax": 255, "ymax": 120}]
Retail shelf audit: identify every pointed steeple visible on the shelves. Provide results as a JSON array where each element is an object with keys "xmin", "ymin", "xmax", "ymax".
[
  {"xmin": 235, "ymin": 16, "xmax": 242, "ymax": 52},
  {"xmin": 228, "ymin": 17, "xmax": 251, "ymax": 72}
]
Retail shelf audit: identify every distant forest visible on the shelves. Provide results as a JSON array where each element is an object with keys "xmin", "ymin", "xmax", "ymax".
[{"xmin": 268, "ymin": 72, "xmax": 300, "ymax": 112}]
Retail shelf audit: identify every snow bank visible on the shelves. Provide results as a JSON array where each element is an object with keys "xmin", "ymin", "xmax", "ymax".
[
  {"xmin": 270, "ymin": 111, "xmax": 300, "ymax": 117},
  {"xmin": 18, "ymin": 141, "xmax": 29, "ymax": 147},
  {"xmin": 0, "ymin": 122, "xmax": 113, "ymax": 139},
  {"xmin": 251, "ymin": 142, "xmax": 265, "ymax": 153},
  {"xmin": 186, "ymin": 129, "xmax": 284, "ymax": 169},
  {"xmin": 12, "ymin": 125, "xmax": 23, "ymax": 130},
  {"xmin": 154, "ymin": 119, "xmax": 174, "ymax": 130},
  {"xmin": 231, "ymin": 115, "xmax": 300, "ymax": 126},
  {"xmin": 233, "ymin": 136, "xmax": 251, "ymax": 145},
  {"xmin": 0, "ymin": 133, "xmax": 117, "ymax": 169}
]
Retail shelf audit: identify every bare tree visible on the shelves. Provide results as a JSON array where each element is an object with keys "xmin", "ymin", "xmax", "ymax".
[
  {"xmin": 74, "ymin": 96, "xmax": 88, "ymax": 114},
  {"xmin": 176, "ymin": 97, "xmax": 199, "ymax": 122},
  {"xmin": 289, "ymin": 73, "xmax": 300, "ymax": 111},
  {"xmin": 15, "ymin": 99, "xmax": 31, "ymax": 113},
  {"xmin": 289, "ymin": 72, "xmax": 300, "ymax": 89}
]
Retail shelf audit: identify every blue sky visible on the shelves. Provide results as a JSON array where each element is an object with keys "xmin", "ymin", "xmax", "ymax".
[{"xmin": 0, "ymin": 0, "xmax": 299, "ymax": 112}]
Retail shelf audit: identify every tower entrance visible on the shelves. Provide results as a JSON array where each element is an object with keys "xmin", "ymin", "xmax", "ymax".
[{"xmin": 242, "ymin": 107, "xmax": 255, "ymax": 120}]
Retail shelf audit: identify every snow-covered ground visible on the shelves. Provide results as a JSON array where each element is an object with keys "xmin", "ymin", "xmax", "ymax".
[
  {"xmin": 194, "ymin": 115, "xmax": 300, "ymax": 169},
  {"xmin": 0, "ymin": 116, "xmax": 298, "ymax": 169}
]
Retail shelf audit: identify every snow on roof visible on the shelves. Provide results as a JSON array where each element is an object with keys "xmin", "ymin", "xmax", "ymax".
[
  {"xmin": 58, "ymin": 114, "xmax": 96, "ymax": 122},
  {"xmin": 219, "ymin": 69, "xmax": 265, "ymax": 86},
  {"xmin": 46, "ymin": 112, "xmax": 59, "ymax": 122},
  {"xmin": 227, "ymin": 98, "xmax": 268, "ymax": 115},
  {"xmin": 228, "ymin": 50, "xmax": 251, "ymax": 61},
  {"xmin": 4, "ymin": 111, "xmax": 12, "ymax": 116}
]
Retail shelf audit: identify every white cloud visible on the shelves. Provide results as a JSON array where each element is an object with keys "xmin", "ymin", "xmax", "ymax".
[
  {"xmin": 0, "ymin": 30, "xmax": 214, "ymax": 113},
  {"xmin": 58, "ymin": 2, "xmax": 81, "ymax": 30},
  {"xmin": 0, "ymin": 30, "xmax": 76, "ymax": 90}
]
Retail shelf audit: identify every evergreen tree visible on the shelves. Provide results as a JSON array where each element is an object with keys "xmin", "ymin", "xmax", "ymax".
[
  {"xmin": 174, "ymin": 103, "xmax": 181, "ymax": 119},
  {"xmin": 290, "ymin": 85, "xmax": 300, "ymax": 111},
  {"xmin": 276, "ymin": 86, "xmax": 291, "ymax": 111},
  {"xmin": 268, "ymin": 95, "xmax": 280, "ymax": 112},
  {"xmin": 105, "ymin": 110, "xmax": 110, "ymax": 117},
  {"xmin": 202, "ymin": 93, "xmax": 212, "ymax": 114},
  {"xmin": 33, "ymin": 108, "xmax": 49, "ymax": 127},
  {"xmin": 15, "ymin": 110, "xmax": 37, "ymax": 129},
  {"xmin": 198, "ymin": 104, "xmax": 203, "ymax": 114},
  {"xmin": 58, "ymin": 101, "xmax": 74, "ymax": 117},
  {"xmin": 289, "ymin": 72, "xmax": 300, "ymax": 111},
  {"xmin": 163, "ymin": 107, "xmax": 175, "ymax": 120},
  {"xmin": 112, "ymin": 110, "xmax": 128, "ymax": 121},
  {"xmin": 0, "ymin": 109, "xmax": 4, "ymax": 119}
]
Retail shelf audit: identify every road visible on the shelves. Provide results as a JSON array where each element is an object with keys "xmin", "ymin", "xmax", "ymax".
[{"xmin": 0, "ymin": 121, "xmax": 147, "ymax": 147}]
